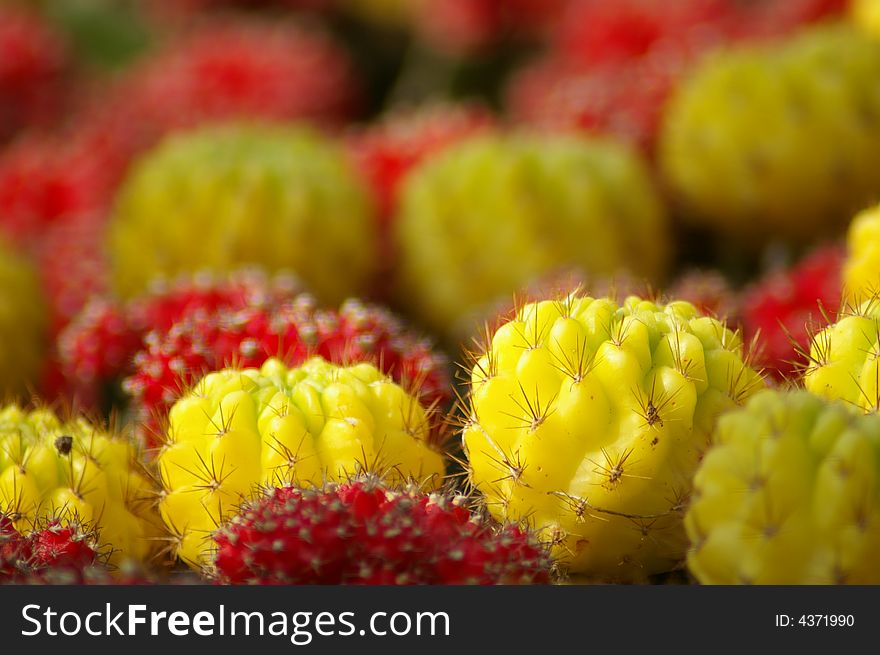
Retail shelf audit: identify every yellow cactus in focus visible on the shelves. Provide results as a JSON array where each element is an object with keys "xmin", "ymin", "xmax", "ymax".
[
  {"xmin": 803, "ymin": 297, "xmax": 880, "ymax": 412},
  {"xmin": 0, "ymin": 406, "xmax": 163, "ymax": 565},
  {"xmin": 462, "ymin": 295, "xmax": 764, "ymax": 581},
  {"xmin": 157, "ymin": 357, "xmax": 446, "ymax": 568}
]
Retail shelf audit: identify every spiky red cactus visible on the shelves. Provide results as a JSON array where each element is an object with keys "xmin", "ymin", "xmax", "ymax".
[
  {"xmin": 213, "ymin": 478, "xmax": 552, "ymax": 585},
  {"xmin": 740, "ymin": 244, "xmax": 844, "ymax": 380},
  {"xmin": 124, "ymin": 270, "xmax": 301, "ymax": 335},
  {"xmin": 125, "ymin": 295, "xmax": 450, "ymax": 445},
  {"xmin": 507, "ymin": 56, "xmax": 680, "ymax": 153},
  {"xmin": 27, "ymin": 522, "xmax": 100, "ymax": 572},
  {"xmin": 0, "ymin": 517, "xmax": 201, "ymax": 584},
  {"xmin": 57, "ymin": 270, "xmax": 299, "ymax": 409},
  {"xmin": 0, "ymin": 518, "xmax": 99, "ymax": 583}
]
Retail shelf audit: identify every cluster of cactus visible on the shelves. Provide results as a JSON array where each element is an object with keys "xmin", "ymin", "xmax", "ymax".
[{"xmin": 5, "ymin": 0, "xmax": 880, "ymax": 590}]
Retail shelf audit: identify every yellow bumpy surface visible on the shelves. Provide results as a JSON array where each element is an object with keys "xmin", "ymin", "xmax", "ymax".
[
  {"xmin": 463, "ymin": 295, "xmax": 764, "ymax": 580},
  {"xmin": 686, "ymin": 390, "xmax": 880, "ymax": 584},
  {"xmin": 842, "ymin": 203, "xmax": 880, "ymax": 303},
  {"xmin": 109, "ymin": 123, "xmax": 378, "ymax": 305},
  {"xmin": 660, "ymin": 24, "xmax": 880, "ymax": 242},
  {"xmin": 158, "ymin": 357, "xmax": 446, "ymax": 567},
  {"xmin": 0, "ymin": 241, "xmax": 47, "ymax": 398},
  {"xmin": 804, "ymin": 299, "xmax": 880, "ymax": 411},
  {"xmin": 0, "ymin": 406, "xmax": 162, "ymax": 564},
  {"xmin": 394, "ymin": 133, "xmax": 670, "ymax": 338}
]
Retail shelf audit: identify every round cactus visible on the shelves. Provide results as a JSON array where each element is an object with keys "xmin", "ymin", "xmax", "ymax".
[
  {"xmin": 157, "ymin": 357, "xmax": 446, "ymax": 568},
  {"xmin": 394, "ymin": 133, "xmax": 670, "ymax": 338},
  {"xmin": 0, "ymin": 239, "xmax": 48, "ymax": 398},
  {"xmin": 213, "ymin": 476, "xmax": 551, "ymax": 585},
  {"xmin": 108, "ymin": 123, "xmax": 379, "ymax": 304},
  {"xmin": 660, "ymin": 24, "xmax": 880, "ymax": 242},
  {"xmin": 462, "ymin": 294, "xmax": 764, "ymax": 580},
  {"xmin": 0, "ymin": 406, "xmax": 163, "ymax": 565},
  {"xmin": 686, "ymin": 389, "xmax": 880, "ymax": 584},
  {"xmin": 803, "ymin": 299, "xmax": 880, "ymax": 412}
]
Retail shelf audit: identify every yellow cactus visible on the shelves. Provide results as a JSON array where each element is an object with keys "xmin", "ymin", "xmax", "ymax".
[
  {"xmin": 803, "ymin": 298, "xmax": 880, "ymax": 411},
  {"xmin": 157, "ymin": 357, "xmax": 446, "ymax": 568},
  {"xmin": 0, "ymin": 406, "xmax": 163, "ymax": 565},
  {"xmin": 660, "ymin": 24, "xmax": 880, "ymax": 242},
  {"xmin": 108, "ymin": 123, "xmax": 378, "ymax": 304},
  {"xmin": 462, "ymin": 294, "xmax": 764, "ymax": 581},
  {"xmin": 687, "ymin": 389, "xmax": 880, "ymax": 584},
  {"xmin": 394, "ymin": 133, "xmax": 670, "ymax": 339}
]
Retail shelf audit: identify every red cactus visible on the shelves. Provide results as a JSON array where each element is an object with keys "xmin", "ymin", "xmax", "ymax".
[
  {"xmin": 0, "ymin": 518, "xmax": 99, "ymax": 583},
  {"xmin": 57, "ymin": 270, "xmax": 299, "ymax": 410},
  {"xmin": 740, "ymin": 244, "xmax": 844, "ymax": 380},
  {"xmin": 125, "ymin": 295, "xmax": 450, "ymax": 445},
  {"xmin": 213, "ymin": 478, "xmax": 551, "ymax": 584}
]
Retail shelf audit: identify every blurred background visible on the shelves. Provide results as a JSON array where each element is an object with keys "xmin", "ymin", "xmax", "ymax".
[{"xmin": 0, "ymin": 0, "xmax": 875, "ymax": 416}]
